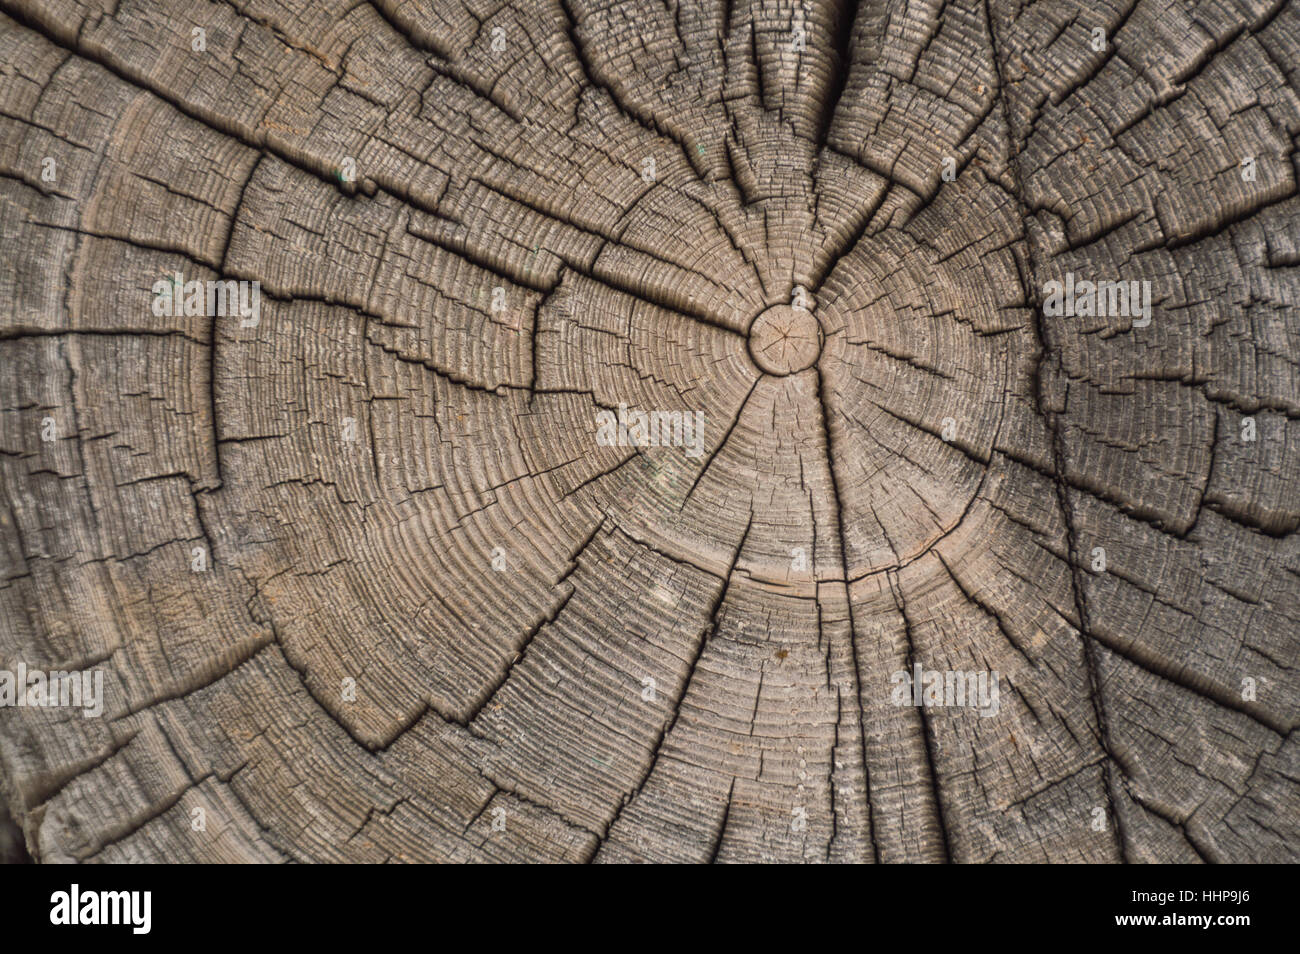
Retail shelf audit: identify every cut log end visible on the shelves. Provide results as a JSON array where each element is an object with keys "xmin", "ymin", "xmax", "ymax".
[{"xmin": 0, "ymin": 0, "xmax": 1297, "ymax": 864}]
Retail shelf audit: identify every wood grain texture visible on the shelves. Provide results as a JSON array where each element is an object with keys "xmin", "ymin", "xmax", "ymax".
[{"xmin": 0, "ymin": 0, "xmax": 1296, "ymax": 863}]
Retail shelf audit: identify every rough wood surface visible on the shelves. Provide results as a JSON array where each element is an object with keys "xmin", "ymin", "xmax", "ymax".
[{"xmin": 0, "ymin": 0, "xmax": 1297, "ymax": 863}]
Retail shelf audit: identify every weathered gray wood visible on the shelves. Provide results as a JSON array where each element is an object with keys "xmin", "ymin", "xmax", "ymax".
[{"xmin": 0, "ymin": 0, "xmax": 1296, "ymax": 863}]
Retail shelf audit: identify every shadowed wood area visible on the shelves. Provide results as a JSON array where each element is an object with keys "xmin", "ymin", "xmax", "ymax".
[{"xmin": 0, "ymin": 0, "xmax": 1297, "ymax": 864}]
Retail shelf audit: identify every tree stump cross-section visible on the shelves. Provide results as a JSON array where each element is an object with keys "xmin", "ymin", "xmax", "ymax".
[{"xmin": 0, "ymin": 0, "xmax": 1297, "ymax": 863}]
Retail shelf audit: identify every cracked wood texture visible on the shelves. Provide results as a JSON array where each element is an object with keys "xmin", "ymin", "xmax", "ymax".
[{"xmin": 0, "ymin": 0, "xmax": 1297, "ymax": 865}]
